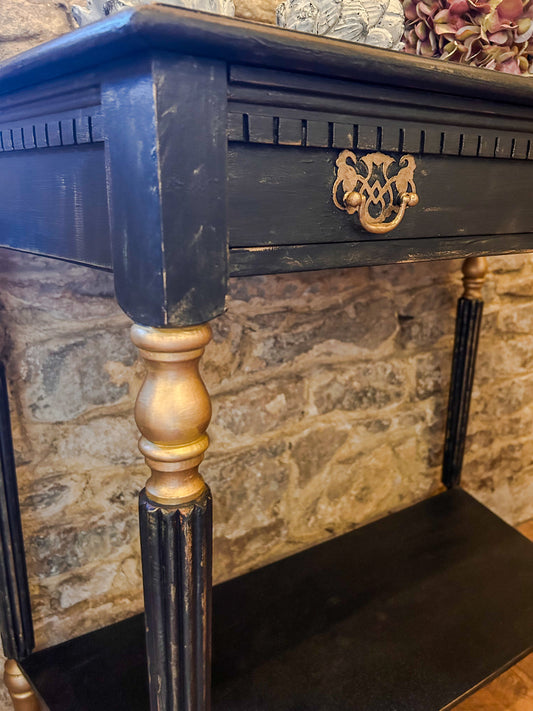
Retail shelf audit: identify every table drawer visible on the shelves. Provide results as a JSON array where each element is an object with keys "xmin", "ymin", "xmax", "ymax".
[{"xmin": 227, "ymin": 144, "xmax": 533, "ymax": 247}]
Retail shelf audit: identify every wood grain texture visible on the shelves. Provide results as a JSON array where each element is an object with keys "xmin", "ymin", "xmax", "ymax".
[
  {"xmin": 0, "ymin": 143, "xmax": 110, "ymax": 268},
  {"xmin": 518, "ymin": 519, "xmax": 533, "ymax": 540},
  {"xmin": 455, "ymin": 658, "xmax": 533, "ymax": 710}
]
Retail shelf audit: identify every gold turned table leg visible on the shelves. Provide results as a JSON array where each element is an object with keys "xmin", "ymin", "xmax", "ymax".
[
  {"xmin": 4, "ymin": 660, "xmax": 40, "ymax": 711},
  {"xmin": 131, "ymin": 323, "xmax": 213, "ymax": 711},
  {"xmin": 462, "ymin": 256, "xmax": 488, "ymax": 301}
]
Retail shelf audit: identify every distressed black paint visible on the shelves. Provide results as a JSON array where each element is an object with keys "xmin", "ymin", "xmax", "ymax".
[
  {"xmin": 229, "ymin": 234, "xmax": 533, "ymax": 276},
  {"xmin": 3, "ymin": 5, "xmax": 533, "ymax": 109},
  {"xmin": 0, "ymin": 8, "xmax": 532, "ymax": 324},
  {"xmin": 0, "ymin": 144, "xmax": 110, "ymax": 269},
  {"xmin": 20, "ymin": 490, "xmax": 533, "ymax": 711},
  {"xmin": 0, "ymin": 363, "xmax": 34, "ymax": 660},
  {"xmin": 227, "ymin": 147, "xmax": 533, "ymax": 248},
  {"xmin": 443, "ymin": 297, "xmax": 484, "ymax": 488},
  {"xmin": 139, "ymin": 488, "xmax": 212, "ymax": 711},
  {"xmin": 103, "ymin": 54, "xmax": 228, "ymax": 327}
]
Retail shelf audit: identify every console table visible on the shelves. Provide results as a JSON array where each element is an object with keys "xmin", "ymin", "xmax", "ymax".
[{"xmin": 0, "ymin": 5, "xmax": 532, "ymax": 710}]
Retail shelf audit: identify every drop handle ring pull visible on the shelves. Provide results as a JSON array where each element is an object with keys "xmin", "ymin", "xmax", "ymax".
[{"xmin": 343, "ymin": 190, "xmax": 419, "ymax": 235}]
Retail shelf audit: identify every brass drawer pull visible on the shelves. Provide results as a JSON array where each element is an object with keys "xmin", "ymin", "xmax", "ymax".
[
  {"xmin": 343, "ymin": 189, "xmax": 419, "ymax": 234},
  {"xmin": 333, "ymin": 150, "xmax": 418, "ymax": 235}
]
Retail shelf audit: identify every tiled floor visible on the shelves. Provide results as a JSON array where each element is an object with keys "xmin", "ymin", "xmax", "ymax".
[{"xmin": 455, "ymin": 519, "xmax": 533, "ymax": 711}]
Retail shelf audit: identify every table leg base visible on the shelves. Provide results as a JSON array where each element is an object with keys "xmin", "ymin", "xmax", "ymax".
[{"xmin": 4, "ymin": 660, "xmax": 40, "ymax": 711}]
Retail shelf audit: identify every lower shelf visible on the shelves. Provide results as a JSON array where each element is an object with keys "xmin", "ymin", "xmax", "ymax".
[{"xmin": 21, "ymin": 489, "xmax": 533, "ymax": 711}]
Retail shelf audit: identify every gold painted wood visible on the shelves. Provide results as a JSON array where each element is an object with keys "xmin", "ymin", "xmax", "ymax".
[
  {"xmin": 333, "ymin": 149, "xmax": 418, "ymax": 234},
  {"xmin": 462, "ymin": 256, "xmax": 488, "ymax": 300},
  {"xmin": 4, "ymin": 661, "xmax": 40, "ymax": 711},
  {"xmin": 131, "ymin": 323, "xmax": 212, "ymax": 506}
]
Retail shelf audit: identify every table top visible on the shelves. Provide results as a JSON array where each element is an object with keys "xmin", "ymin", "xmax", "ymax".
[
  {"xmin": 1, "ymin": 4, "xmax": 533, "ymax": 104},
  {"xmin": 1, "ymin": 5, "xmax": 533, "ymax": 327}
]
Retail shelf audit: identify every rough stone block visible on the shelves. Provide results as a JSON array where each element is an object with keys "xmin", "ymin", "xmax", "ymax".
[
  {"xmin": 210, "ymin": 375, "xmax": 307, "ymax": 443},
  {"xmin": 309, "ymin": 360, "xmax": 408, "ymax": 415},
  {"xmin": 20, "ymin": 328, "xmax": 137, "ymax": 422},
  {"xmin": 0, "ymin": 0, "xmax": 75, "ymax": 60}
]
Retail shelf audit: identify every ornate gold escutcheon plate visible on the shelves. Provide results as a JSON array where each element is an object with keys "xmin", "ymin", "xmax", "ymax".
[{"xmin": 333, "ymin": 150, "xmax": 419, "ymax": 234}]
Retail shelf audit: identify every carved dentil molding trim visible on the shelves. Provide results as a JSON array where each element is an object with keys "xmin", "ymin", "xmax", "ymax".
[
  {"xmin": 0, "ymin": 108, "xmax": 103, "ymax": 153},
  {"xmin": 227, "ymin": 111, "xmax": 533, "ymax": 160}
]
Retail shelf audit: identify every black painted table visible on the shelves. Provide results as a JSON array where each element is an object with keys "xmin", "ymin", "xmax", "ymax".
[{"xmin": 0, "ymin": 5, "xmax": 532, "ymax": 711}]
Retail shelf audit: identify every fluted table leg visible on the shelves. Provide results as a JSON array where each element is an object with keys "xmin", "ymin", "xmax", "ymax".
[
  {"xmin": 442, "ymin": 257, "xmax": 488, "ymax": 489},
  {"xmin": 131, "ymin": 324, "xmax": 213, "ymax": 711}
]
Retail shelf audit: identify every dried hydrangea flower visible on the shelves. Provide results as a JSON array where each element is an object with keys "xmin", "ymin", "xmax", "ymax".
[{"xmin": 404, "ymin": 0, "xmax": 533, "ymax": 73}]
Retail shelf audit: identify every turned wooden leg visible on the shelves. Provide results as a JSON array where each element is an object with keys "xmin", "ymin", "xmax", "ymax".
[
  {"xmin": 131, "ymin": 324, "xmax": 213, "ymax": 711},
  {"xmin": 442, "ymin": 257, "xmax": 488, "ymax": 489},
  {"xmin": 4, "ymin": 660, "xmax": 39, "ymax": 711}
]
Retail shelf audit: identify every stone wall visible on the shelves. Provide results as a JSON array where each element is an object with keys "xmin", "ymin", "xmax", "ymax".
[{"xmin": 0, "ymin": 2, "xmax": 533, "ymax": 708}]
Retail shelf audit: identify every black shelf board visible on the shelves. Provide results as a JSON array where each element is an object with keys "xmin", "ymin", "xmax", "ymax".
[{"xmin": 21, "ymin": 489, "xmax": 533, "ymax": 711}]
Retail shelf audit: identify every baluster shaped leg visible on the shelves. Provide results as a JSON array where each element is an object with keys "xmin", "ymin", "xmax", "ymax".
[
  {"xmin": 131, "ymin": 324, "xmax": 212, "ymax": 711},
  {"xmin": 442, "ymin": 257, "xmax": 488, "ymax": 489},
  {"xmin": 4, "ymin": 660, "xmax": 39, "ymax": 711}
]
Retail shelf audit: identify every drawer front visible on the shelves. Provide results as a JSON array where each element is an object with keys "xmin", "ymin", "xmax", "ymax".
[{"xmin": 227, "ymin": 143, "xmax": 533, "ymax": 247}]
